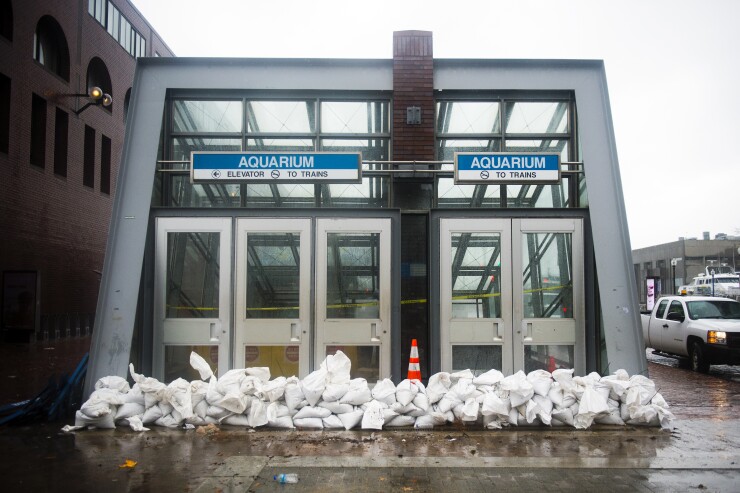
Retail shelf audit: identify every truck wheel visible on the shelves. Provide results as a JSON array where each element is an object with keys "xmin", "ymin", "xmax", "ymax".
[{"xmin": 690, "ymin": 341, "xmax": 710, "ymax": 373}]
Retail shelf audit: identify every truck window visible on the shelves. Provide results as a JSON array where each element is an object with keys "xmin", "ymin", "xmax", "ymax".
[
  {"xmin": 667, "ymin": 300, "xmax": 685, "ymax": 319},
  {"xmin": 655, "ymin": 299, "xmax": 669, "ymax": 319}
]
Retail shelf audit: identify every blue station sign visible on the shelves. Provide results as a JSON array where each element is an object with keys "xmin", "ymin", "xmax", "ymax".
[
  {"xmin": 454, "ymin": 152, "xmax": 561, "ymax": 185},
  {"xmin": 191, "ymin": 152, "xmax": 362, "ymax": 184}
]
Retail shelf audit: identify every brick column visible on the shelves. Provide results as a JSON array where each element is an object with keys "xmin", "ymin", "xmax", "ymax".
[{"xmin": 392, "ymin": 31, "xmax": 435, "ymax": 162}]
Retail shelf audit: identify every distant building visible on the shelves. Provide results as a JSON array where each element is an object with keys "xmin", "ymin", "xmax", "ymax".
[
  {"xmin": 632, "ymin": 235, "xmax": 740, "ymax": 302},
  {"xmin": 0, "ymin": 0, "xmax": 173, "ymax": 342}
]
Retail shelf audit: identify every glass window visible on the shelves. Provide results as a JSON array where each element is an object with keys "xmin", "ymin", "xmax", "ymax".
[
  {"xmin": 1, "ymin": 0, "xmax": 12, "ymax": 41},
  {"xmin": 321, "ymin": 177, "xmax": 389, "ymax": 208},
  {"xmin": 524, "ymin": 345, "xmax": 573, "ymax": 373},
  {"xmin": 655, "ymin": 299, "xmax": 670, "ymax": 319},
  {"xmin": 320, "ymin": 138, "xmax": 388, "ymax": 161},
  {"xmin": 437, "ymin": 181, "xmax": 502, "ymax": 208},
  {"xmin": 522, "ymin": 232, "xmax": 573, "ymax": 318},
  {"xmin": 321, "ymin": 101, "xmax": 389, "ymax": 134},
  {"xmin": 33, "ymin": 16, "xmax": 70, "ymax": 81},
  {"xmin": 0, "ymin": 73, "xmax": 9, "ymax": 153},
  {"xmin": 100, "ymin": 135, "xmax": 111, "ymax": 194},
  {"xmin": 53, "ymin": 108, "xmax": 68, "ymax": 177},
  {"xmin": 168, "ymin": 177, "xmax": 241, "ymax": 208},
  {"xmin": 326, "ymin": 346, "xmax": 379, "ymax": 381},
  {"xmin": 248, "ymin": 100, "xmax": 315, "ymax": 133},
  {"xmin": 30, "ymin": 93, "xmax": 46, "ymax": 168},
  {"xmin": 245, "ymin": 346, "xmax": 299, "ymax": 378},
  {"xmin": 506, "ymin": 181, "xmax": 569, "ymax": 208},
  {"xmin": 450, "ymin": 232, "xmax": 502, "ymax": 319},
  {"xmin": 326, "ymin": 233, "xmax": 380, "ymax": 319},
  {"xmin": 106, "ymin": 4, "xmax": 119, "ymax": 38},
  {"xmin": 505, "ymin": 102, "xmax": 568, "ymax": 134},
  {"xmin": 166, "ymin": 232, "xmax": 220, "ymax": 318},
  {"xmin": 436, "ymin": 101, "xmax": 500, "ymax": 134},
  {"xmin": 171, "ymin": 137, "xmax": 241, "ymax": 163},
  {"xmin": 83, "ymin": 125, "xmax": 95, "ymax": 187},
  {"xmin": 173, "ymin": 100, "xmax": 242, "ymax": 133},
  {"xmin": 245, "ymin": 183, "xmax": 315, "ymax": 208},
  {"xmin": 437, "ymin": 138, "xmax": 500, "ymax": 161},
  {"xmin": 246, "ymin": 137, "xmax": 314, "ymax": 152},
  {"xmin": 246, "ymin": 233, "xmax": 300, "ymax": 319},
  {"xmin": 505, "ymin": 139, "xmax": 569, "ymax": 163},
  {"xmin": 165, "ymin": 345, "xmax": 217, "ymax": 383},
  {"xmin": 452, "ymin": 345, "xmax": 502, "ymax": 375}
]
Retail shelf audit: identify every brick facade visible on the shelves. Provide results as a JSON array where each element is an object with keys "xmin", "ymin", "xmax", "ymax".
[
  {"xmin": 0, "ymin": 1, "xmax": 172, "ymax": 332},
  {"xmin": 392, "ymin": 31, "xmax": 435, "ymax": 162}
]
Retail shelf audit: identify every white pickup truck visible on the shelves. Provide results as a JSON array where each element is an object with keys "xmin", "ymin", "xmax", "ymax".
[{"xmin": 641, "ymin": 295, "xmax": 740, "ymax": 372}]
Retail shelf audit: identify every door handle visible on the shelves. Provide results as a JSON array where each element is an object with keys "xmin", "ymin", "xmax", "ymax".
[
  {"xmin": 210, "ymin": 322, "xmax": 220, "ymax": 342},
  {"xmin": 662, "ymin": 324, "xmax": 669, "ymax": 329},
  {"xmin": 290, "ymin": 322, "xmax": 300, "ymax": 342},
  {"xmin": 371, "ymin": 322, "xmax": 380, "ymax": 342},
  {"xmin": 494, "ymin": 321, "xmax": 503, "ymax": 340},
  {"xmin": 525, "ymin": 322, "xmax": 533, "ymax": 341}
]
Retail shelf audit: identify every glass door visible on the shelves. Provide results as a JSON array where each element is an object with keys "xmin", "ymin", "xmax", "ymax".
[
  {"xmin": 235, "ymin": 218, "xmax": 311, "ymax": 378},
  {"xmin": 153, "ymin": 217, "xmax": 231, "ymax": 382},
  {"xmin": 315, "ymin": 218, "xmax": 392, "ymax": 381},
  {"xmin": 440, "ymin": 219, "xmax": 513, "ymax": 375},
  {"xmin": 513, "ymin": 218, "xmax": 585, "ymax": 374},
  {"xmin": 439, "ymin": 217, "xmax": 584, "ymax": 375}
]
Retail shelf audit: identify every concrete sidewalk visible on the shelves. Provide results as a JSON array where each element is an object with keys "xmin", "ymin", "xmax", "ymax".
[{"xmin": 0, "ymin": 360, "xmax": 739, "ymax": 492}]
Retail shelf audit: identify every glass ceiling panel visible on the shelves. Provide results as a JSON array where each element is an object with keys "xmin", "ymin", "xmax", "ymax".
[
  {"xmin": 505, "ymin": 102, "xmax": 568, "ymax": 134},
  {"xmin": 172, "ymin": 137, "xmax": 241, "ymax": 164},
  {"xmin": 436, "ymin": 102, "xmax": 501, "ymax": 134},
  {"xmin": 246, "ymin": 138, "xmax": 315, "ymax": 152},
  {"xmin": 247, "ymin": 101, "xmax": 315, "ymax": 134},
  {"xmin": 321, "ymin": 101, "xmax": 389, "ymax": 134},
  {"xmin": 437, "ymin": 139, "xmax": 500, "ymax": 161},
  {"xmin": 321, "ymin": 138, "xmax": 389, "ymax": 161},
  {"xmin": 505, "ymin": 140, "xmax": 569, "ymax": 162},
  {"xmin": 173, "ymin": 100, "xmax": 242, "ymax": 133}
]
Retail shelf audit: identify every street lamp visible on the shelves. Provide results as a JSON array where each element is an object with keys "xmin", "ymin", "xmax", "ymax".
[
  {"xmin": 51, "ymin": 86, "xmax": 113, "ymax": 115},
  {"xmin": 671, "ymin": 257, "xmax": 682, "ymax": 294}
]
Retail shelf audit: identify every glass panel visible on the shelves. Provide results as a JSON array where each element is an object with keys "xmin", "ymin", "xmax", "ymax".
[
  {"xmin": 245, "ymin": 183, "xmax": 316, "ymax": 208},
  {"xmin": 522, "ymin": 232, "xmax": 573, "ymax": 318},
  {"xmin": 321, "ymin": 177, "xmax": 389, "ymax": 208},
  {"xmin": 321, "ymin": 101, "xmax": 389, "ymax": 134},
  {"xmin": 437, "ymin": 139, "xmax": 500, "ymax": 161},
  {"xmin": 166, "ymin": 232, "xmax": 220, "ymax": 318},
  {"xmin": 247, "ymin": 100, "xmax": 315, "ymax": 133},
  {"xmin": 245, "ymin": 346, "xmax": 299, "ymax": 377},
  {"xmin": 437, "ymin": 180, "xmax": 502, "ymax": 208},
  {"xmin": 168, "ymin": 176, "xmax": 241, "ymax": 207},
  {"xmin": 506, "ymin": 180, "xmax": 569, "ymax": 208},
  {"xmin": 436, "ymin": 102, "xmax": 501, "ymax": 134},
  {"xmin": 452, "ymin": 345, "xmax": 502, "ymax": 375},
  {"xmin": 524, "ymin": 345, "xmax": 574, "ymax": 373},
  {"xmin": 320, "ymin": 138, "xmax": 389, "ymax": 161},
  {"xmin": 505, "ymin": 140, "xmax": 569, "ymax": 163},
  {"xmin": 505, "ymin": 102, "xmax": 569, "ymax": 134},
  {"xmin": 326, "ymin": 346, "xmax": 379, "ymax": 381},
  {"xmin": 326, "ymin": 233, "xmax": 380, "ymax": 319},
  {"xmin": 173, "ymin": 100, "xmax": 242, "ymax": 133},
  {"xmin": 451, "ymin": 233, "xmax": 501, "ymax": 319},
  {"xmin": 246, "ymin": 138, "xmax": 314, "ymax": 152},
  {"xmin": 165, "ymin": 345, "xmax": 217, "ymax": 383},
  {"xmin": 246, "ymin": 233, "xmax": 300, "ymax": 319},
  {"xmin": 171, "ymin": 137, "xmax": 241, "ymax": 164}
]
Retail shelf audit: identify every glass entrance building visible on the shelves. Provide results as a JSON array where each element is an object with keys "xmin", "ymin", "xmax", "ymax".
[{"xmin": 85, "ymin": 31, "xmax": 645, "ymax": 393}]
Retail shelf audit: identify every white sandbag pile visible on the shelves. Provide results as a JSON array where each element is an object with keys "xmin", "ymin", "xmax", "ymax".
[{"xmin": 67, "ymin": 351, "xmax": 673, "ymax": 433}]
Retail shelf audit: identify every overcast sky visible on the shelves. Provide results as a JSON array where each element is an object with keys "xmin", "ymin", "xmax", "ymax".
[{"xmin": 129, "ymin": 0, "xmax": 739, "ymax": 249}]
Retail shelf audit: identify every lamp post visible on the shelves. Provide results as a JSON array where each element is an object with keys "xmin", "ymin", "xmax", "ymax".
[{"xmin": 671, "ymin": 257, "xmax": 682, "ymax": 294}]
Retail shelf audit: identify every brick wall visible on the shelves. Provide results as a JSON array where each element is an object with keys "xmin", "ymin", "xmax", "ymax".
[
  {"xmin": 0, "ymin": 1, "xmax": 173, "ymax": 318},
  {"xmin": 392, "ymin": 31, "xmax": 435, "ymax": 162}
]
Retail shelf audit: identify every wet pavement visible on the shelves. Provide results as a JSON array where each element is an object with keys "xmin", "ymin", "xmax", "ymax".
[{"xmin": 0, "ymin": 343, "xmax": 739, "ymax": 491}]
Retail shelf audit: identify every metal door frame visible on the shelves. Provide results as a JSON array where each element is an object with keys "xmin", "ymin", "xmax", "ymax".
[
  {"xmin": 153, "ymin": 216, "xmax": 232, "ymax": 380},
  {"xmin": 431, "ymin": 210, "xmax": 593, "ymax": 376},
  {"xmin": 234, "ymin": 217, "xmax": 312, "ymax": 378},
  {"xmin": 315, "ymin": 217, "xmax": 394, "ymax": 380}
]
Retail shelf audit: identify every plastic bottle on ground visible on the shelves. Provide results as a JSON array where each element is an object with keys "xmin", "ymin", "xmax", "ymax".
[{"xmin": 274, "ymin": 473, "xmax": 299, "ymax": 484}]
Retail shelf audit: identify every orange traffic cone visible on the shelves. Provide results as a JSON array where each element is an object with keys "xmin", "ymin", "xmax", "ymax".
[{"xmin": 408, "ymin": 339, "xmax": 421, "ymax": 381}]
